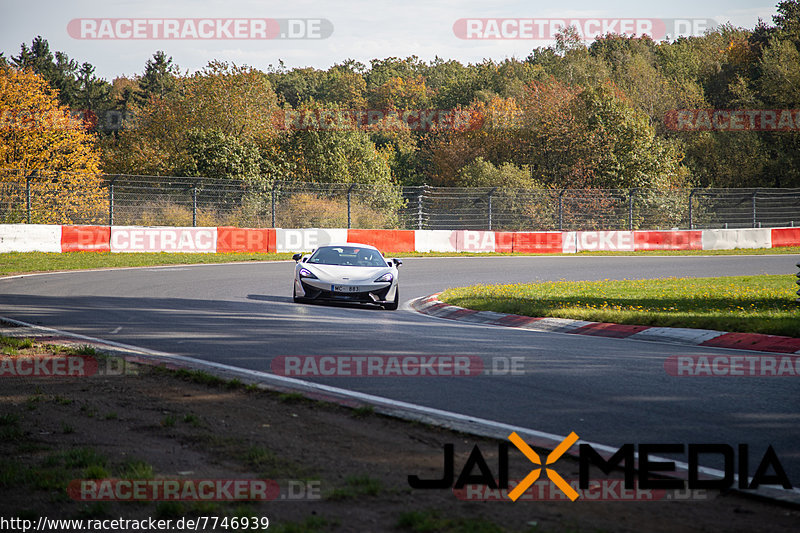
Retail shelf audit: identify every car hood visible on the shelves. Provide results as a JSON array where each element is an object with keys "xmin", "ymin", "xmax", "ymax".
[{"xmin": 302, "ymin": 264, "xmax": 392, "ymax": 283}]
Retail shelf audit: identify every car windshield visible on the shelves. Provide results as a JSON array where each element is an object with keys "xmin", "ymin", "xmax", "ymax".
[{"xmin": 308, "ymin": 246, "xmax": 387, "ymax": 267}]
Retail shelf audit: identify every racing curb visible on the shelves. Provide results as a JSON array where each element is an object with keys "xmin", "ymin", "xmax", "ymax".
[
  {"xmin": 1, "ymin": 316, "xmax": 798, "ymax": 506},
  {"xmin": 411, "ymin": 294, "xmax": 800, "ymax": 354}
]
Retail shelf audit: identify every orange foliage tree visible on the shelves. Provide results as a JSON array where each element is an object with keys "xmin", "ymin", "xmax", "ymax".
[{"xmin": 0, "ymin": 65, "xmax": 106, "ymax": 223}]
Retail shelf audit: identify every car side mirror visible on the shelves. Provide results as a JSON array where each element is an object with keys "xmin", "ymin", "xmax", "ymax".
[
  {"xmin": 393, "ymin": 258, "xmax": 403, "ymax": 267},
  {"xmin": 292, "ymin": 253, "xmax": 302, "ymax": 262}
]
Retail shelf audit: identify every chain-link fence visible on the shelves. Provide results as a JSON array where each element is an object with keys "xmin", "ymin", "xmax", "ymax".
[{"xmin": 2, "ymin": 169, "xmax": 799, "ymax": 230}]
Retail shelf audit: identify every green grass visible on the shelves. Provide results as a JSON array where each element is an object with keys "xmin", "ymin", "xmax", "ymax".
[
  {"xmin": 118, "ymin": 459, "xmax": 154, "ymax": 479},
  {"xmin": 0, "ymin": 413, "xmax": 24, "ymax": 441},
  {"xmin": 0, "ymin": 337, "xmax": 34, "ymax": 350},
  {"xmin": 351, "ymin": 405, "xmax": 375, "ymax": 418},
  {"xmin": 1, "ymin": 248, "xmax": 799, "ymax": 276},
  {"xmin": 396, "ymin": 509, "xmax": 506, "ymax": 533},
  {"xmin": 440, "ymin": 275, "xmax": 800, "ymax": 337},
  {"xmin": 327, "ymin": 475, "xmax": 384, "ymax": 500},
  {"xmin": 268, "ymin": 516, "xmax": 337, "ymax": 533},
  {"xmin": 0, "ymin": 251, "xmax": 293, "ymax": 276}
]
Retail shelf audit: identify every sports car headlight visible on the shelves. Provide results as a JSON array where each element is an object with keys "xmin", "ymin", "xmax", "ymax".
[
  {"xmin": 374, "ymin": 273, "xmax": 393, "ymax": 283},
  {"xmin": 299, "ymin": 267, "xmax": 317, "ymax": 279}
]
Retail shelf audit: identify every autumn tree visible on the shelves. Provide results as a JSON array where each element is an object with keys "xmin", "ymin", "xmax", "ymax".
[
  {"xmin": 316, "ymin": 67, "xmax": 367, "ymax": 108},
  {"xmin": 0, "ymin": 66, "xmax": 106, "ymax": 223},
  {"xmin": 368, "ymin": 76, "xmax": 429, "ymax": 110},
  {"xmin": 134, "ymin": 51, "xmax": 179, "ymax": 106},
  {"xmin": 11, "ymin": 36, "xmax": 80, "ymax": 107},
  {"xmin": 102, "ymin": 61, "xmax": 279, "ymax": 178}
]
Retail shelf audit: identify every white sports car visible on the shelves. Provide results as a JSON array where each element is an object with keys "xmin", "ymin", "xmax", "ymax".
[{"xmin": 292, "ymin": 243, "xmax": 402, "ymax": 310}]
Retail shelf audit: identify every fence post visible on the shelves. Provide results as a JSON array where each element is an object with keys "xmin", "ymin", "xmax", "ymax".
[
  {"xmin": 347, "ymin": 184, "xmax": 355, "ymax": 229},
  {"xmin": 628, "ymin": 188, "xmax": 638, "ymax": 231},
  {"xmin": 25, "ymin": 170, "xmax": 40, "ymax": 224},
  {"xmin": 271, "ymin": 184, "xmax": 277, "ymax": 228},
  {"xmin": 752, "ymin": 190, "xmax": 757, "ymax": 228},
  {"xmin": 688, "ymin": 188, "xmax": 697, "ymax": 229},
  {"xmin": 26, "ymin": 173, "xmax": 31, "ymax": 224},
  {"xmin": 417, "ymin": 186, "xmax": 425, "ymax": 230},
  {"xmin": 488, "ymin": 188, "xmax": 497, "ymax": 231},
  {"xmin": 558, "ymin": 189, "xmax": 566, "ymax": 231},
  {"xmin": 192, "ymin": 182, "xmax": 198, "ymax": 227}
]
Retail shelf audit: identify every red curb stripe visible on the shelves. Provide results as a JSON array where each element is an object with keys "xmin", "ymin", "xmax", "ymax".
[
  {"xmin": 415, "ymin": 296, "xmax": 800, "ymax": 355},
  {"xmin": 570, "ymin": 323, "xmax": 652, "ymax": 339},
  {"xmin": 700, "ymin": 332, "xmax": 800, "ymax": 354},
  {"xmin": 493, "ymin": 314, "xmax": 543, "ymax": 327}
]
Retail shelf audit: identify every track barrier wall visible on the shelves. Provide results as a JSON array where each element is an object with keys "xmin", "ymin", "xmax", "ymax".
[
  {"xmin": 0, "ymin": 225, "xmax": 797, "ymax": 254},
  {"xmin": 771, "ymin": 228, "xmax": 800, "ymax": 248},
  {"xmin": 701, "ymin": 228, "xmax": 772, "ymax": 251},
  {"xmin": 0, "ymin": 224, "xmax": 61, "ymax": 253}
]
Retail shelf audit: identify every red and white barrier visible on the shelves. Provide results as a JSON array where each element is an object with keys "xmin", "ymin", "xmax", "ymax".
[
  {"xmin": 1, "ymin": 225, "xmax": 799, "ymax": 254},
  {"xmin": 217, "ymin": 227, "xmax": 275, "ymax": 253},
  {"xmin": 275, "ymin": 228, "xmax": 348, "ymax": 252},
  {"xmin": 413, "ymin": 230, "xmax": 458, "ymax": 253},
  {"xmin": 110, "ymin": 227, "xmax": 217, "ymax": 253},
  {"xmin": 513, "ymin": 232, "xmax": 563, "ymax": 254},
  {"xmin": 347, "ymin": 229, "xmax": 415, "ymax": 253},
  {"xmin": 0, "ymin": 224, "xmax": 61, "ymax": 253},
  {"xmin": 61, "ymin": 225, "xmax": 111, "ymax": 252},
  {"xmin": 565, "ymin": 231, "xmax": 635, "ymax": 253},
  {"xmin": 771, "ymin": 227, "xmax": 800, "ymax": 248},
  {"xmin": 634, "ymin": 230, "xmax": 702, "ymax": 251},
  {"xmin": 455, "ymin": 230, "xmax": 496, "ymax": 252},
  {"xmin": 701, "ymin": 228, "xmax": 771, "ymax": 251}
]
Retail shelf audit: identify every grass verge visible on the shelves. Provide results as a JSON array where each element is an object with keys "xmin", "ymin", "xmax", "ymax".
[
  {"xmin": 440, "ymin": 275, "xmax": 800, "ymax": 337},
  {"xmin": 0, "ymin": 251, "xmax": 293, "ymax": 276},
  {"xmin": 1, "ymin": 247, "xmax": 799, "ymax": 276}
]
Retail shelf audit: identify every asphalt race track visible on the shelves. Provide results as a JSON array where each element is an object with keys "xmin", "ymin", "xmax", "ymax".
[{"xmin": 1, "ymin": 254, "xmax": 798, "ymax": 482}]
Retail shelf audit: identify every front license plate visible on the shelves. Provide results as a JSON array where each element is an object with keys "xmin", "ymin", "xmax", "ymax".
[{"xmin": 332, "ymin": 284, "xmax": 360, "ymax": 293}]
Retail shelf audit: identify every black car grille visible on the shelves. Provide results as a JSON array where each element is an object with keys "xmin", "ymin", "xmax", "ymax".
[{"xmin": 300, "ymin": 281, "xmax": 390, "ymax": 303}]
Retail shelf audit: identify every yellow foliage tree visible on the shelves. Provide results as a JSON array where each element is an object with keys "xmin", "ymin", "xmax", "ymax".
[
  {"xmin": 102, "ymin": 61, "xmax": 279, "ymax": 177},
  {"xmin": 0, "ymin": 66, "xmax": 107, "ymax": 223},
  {"xmin": 369, "ymin": 76, "xmax": 429, "ymax": 110}
]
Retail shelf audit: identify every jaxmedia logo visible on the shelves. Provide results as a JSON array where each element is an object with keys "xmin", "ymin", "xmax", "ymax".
[
  {"xmin": 67, "ymin": 18, "xmax": 333, "ymax": 40},
  {"xmin": 453, "ymin": 18, "xmax": 717, "ymax": 40},
  {"xmin": 665, "ymin": 355, "xmax": 800, "ymax": 377},
  {"xmin": 665, "ymin": 109, "xmax": 800, "ymax": 132},
  {"xmin": 409, "ymin": 431, "xmax": 580, "ymax": 501},
  {"xmin": 271, "ymin": 355, "xmax": 525, "ymax": 377},
  {"xmin": 408, "ymin": 432, "xmax": 793, "ymax": 502},
  {"xmin": 68, "ymin": 479, "xmax": 280, "ymax": 501}
]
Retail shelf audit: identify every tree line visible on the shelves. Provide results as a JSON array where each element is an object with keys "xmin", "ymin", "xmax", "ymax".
[{"xmin": 2, "ymin": 0, "xmax": 799, "ymax": 192}]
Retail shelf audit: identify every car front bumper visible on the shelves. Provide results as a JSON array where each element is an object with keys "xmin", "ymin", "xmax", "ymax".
[{"xmin": 297, "ymin": 279, "xmax": 395, "ymax": 304}]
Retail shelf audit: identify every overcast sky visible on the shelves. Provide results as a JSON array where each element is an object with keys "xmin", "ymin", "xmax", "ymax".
[{"xmin": 0, "ymin": 0, "xmax": 781, "ymax": 80}]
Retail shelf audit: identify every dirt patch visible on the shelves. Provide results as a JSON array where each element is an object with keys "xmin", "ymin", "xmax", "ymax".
[{"xmin": 0, "ymin": 343, "xmax": 798, "ymax": 532}]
